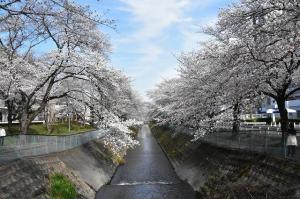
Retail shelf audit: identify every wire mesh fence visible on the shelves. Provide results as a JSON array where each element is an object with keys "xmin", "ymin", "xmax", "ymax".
[
  {"xmin": 200, "ymin": 127, "xmax": 299, "ymax": 161},
  {"xmin": 0, "ymin": 129, "xmax": 107, "ymax": 163}
]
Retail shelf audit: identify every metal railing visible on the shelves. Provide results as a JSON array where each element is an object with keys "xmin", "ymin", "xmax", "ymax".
[{"xmin": 0, "ymin": 129, "xmax": 107, "ymax": 163}]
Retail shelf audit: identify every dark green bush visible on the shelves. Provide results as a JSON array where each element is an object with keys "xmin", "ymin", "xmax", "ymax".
[
  {"xmin": 243, "ymin": 118, "xmax": 300, "ymax": 125},
  {"xmin": 50, "ymin": 173, "xmax": 77, "ymax": 199},
  {"xmin": 288, "ymin": 119, "xmax": 300, "ymax": 124},
  {"xmin": 243, "ymin": 118, "xmax": 272, "ymax": 124}
]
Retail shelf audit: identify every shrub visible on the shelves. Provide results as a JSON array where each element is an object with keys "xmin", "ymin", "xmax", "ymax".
[
  {"xmin": 243, "ymin": 118, "xmax": 300, "ymax": 125},
  {"xmin": 243, "ymin": 118, "xmax": 272, "ymax": 124},
  {"xmin": 288, "ymin": 119, "xmax": 300, "ymax": 124},
  {"xmin": 50, "ymin": 173, "xmax": 77, "ymax": 199}
]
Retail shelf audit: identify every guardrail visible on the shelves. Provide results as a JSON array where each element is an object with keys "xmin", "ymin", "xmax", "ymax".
[{"xmin": 0, "ymin": 129, "xmax": 107, "ymax": 163}]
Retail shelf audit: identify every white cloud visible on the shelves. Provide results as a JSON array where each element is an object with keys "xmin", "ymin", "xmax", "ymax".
[
  {"xmin": 119, "ymin": 0, "xmax": 190, "ymax": 40},
  {"xmin": 116, "ymin": 0, "xmax": 192, "ymax": 100},
  {"xmin": 111, "ymin": 0, "xmax": 231, "ymax": 99}
]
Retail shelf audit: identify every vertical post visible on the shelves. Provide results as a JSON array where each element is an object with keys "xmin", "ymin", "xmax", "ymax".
[
  {"xmin": 284, "ymin": 132, "xmax": 287, "ymax": 158},
  {"xmin": 264, "ymin": 129, "xmax": 267, "ymax": 153},
  {"xmin": 238, "ymin": 132, "xmax": 240, "ymax": 150},
  {"xmin": 64, "ymin": 136, "xmax": 66, "ymax": 150},
  {"xmin": 68, "ymin": 113, "xmax": 71, "ymax": 133},
  {"xmin": 250, "ymin": 129, "xmax": 253, "ymax": 152}
]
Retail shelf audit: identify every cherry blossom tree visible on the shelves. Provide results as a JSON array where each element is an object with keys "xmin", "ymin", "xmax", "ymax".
[
  {"xmin": 0, "ymin": 0, "xmax": 142, "ymax": 137},
  {"xmin": 210, "ymin": 0, "xmax": 300, "ymax": 141},
  {"xmin": 148, "ymin": 42, "xmax": 258, "ymax": 138},
  {"xmin": 149, "ymin": 0, "xmax": 299, "ymax": 142},
  {"xmin": 1, "ymin": 0, "xmax": 112, "ymax": 133},
  {"xmin": 65, "ymin": 52, "xmax": 143, "ymax": 127}
]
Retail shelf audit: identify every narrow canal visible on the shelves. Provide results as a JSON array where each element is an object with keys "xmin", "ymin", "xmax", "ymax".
[{"xmin": 96, "ymin": 125, "xmax": 197, "ymax": 199}]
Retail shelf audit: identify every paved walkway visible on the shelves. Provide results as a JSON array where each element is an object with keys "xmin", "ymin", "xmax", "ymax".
[{"xmin": 96, "ymin": 125, "xmax": 197, "ymax": 199}]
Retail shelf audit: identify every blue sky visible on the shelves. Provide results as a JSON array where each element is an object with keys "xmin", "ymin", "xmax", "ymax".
[{"xmin": 78, "ymin": 0, "xmax": 236, "ymax": 100}]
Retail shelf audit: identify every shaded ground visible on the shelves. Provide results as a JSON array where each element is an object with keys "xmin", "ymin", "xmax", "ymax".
[{"xmin": 96, "ymin": 125, "xmax": 197, "ymax": 199}]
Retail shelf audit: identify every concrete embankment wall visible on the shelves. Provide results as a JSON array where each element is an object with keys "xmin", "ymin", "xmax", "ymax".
[
  {"xmin": 151, "ymin": 125, "xmax": 300, "ymax": 199},
  {"xmin": 0, "ymin": 139, "xmax": 119, "ymax": 199}
]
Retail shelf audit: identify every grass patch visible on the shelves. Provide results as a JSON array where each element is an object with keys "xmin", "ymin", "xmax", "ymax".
[
  {"xmin": 50, "ymin": 173, "xmax": 77, "ymax": 199},
  {"xmin": 1, "ymin": 122, "xmax": 95, "ymax": 135}
]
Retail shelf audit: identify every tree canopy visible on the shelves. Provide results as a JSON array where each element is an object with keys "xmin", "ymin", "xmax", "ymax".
[{"xmin": 148, "ymin": 0, "xmax": 300, "ymax": 140}]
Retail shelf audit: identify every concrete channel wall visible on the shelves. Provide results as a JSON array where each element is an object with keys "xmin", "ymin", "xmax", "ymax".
[
  {"xmin": 0, "ymin": 139, "xmax": 119, "ymax": 199},
  {"xmin": 151, "ymin": 125, "xmax": 300, "ymax": 199}
]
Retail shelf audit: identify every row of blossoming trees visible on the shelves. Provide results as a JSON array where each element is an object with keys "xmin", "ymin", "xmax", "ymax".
[
  {"xmin": 149, "ymin": 0, "xmax": 300, "ymax": 142},
  {"xmin": 0, "ymin": 1, "xmax": 142, "ymax": 151}
]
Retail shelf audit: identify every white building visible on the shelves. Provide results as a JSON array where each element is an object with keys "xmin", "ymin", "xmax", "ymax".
[
  {"xmin": 0, "ymin": 99, "xmax": 91, "ymax": 124},
  {"xmin": 0, "ymin": 100, "xmax": 8, "ymax": 123},
  {"xmin": 242, "ymin": 90, "xmax": 300, "ymax": 123},
  {"xmin": 256, "ymin": 90, "xmax": 300, "ymax": 123},
  {"xmin": 0, "ymin": 99, "xmax": 44, "ymax": 124}
]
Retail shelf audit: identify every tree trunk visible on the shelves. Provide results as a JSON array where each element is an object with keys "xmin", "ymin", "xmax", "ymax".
[
  {"xmin": 90, "ymin": 106, "xmax": 95, "ymax": 127},
  {"xmin": 276, "ymin": 97, "xmax": 288, "ymax": 145},
  {"xmin": 232, "ymin": 102, "xmax": 241, "ymax": 138},
  {"xmin": 5, "ymin": 100, "xmax": 14, "ymax": 133},
  {"xmin": 20, "ymin": 110, "xmax": 38, "ymax": 135},
  {"xmin": 20, "ymin": 113, "xmax": 31, "ymax": 135},
  {"xmin": 7, "ymin": 111, "xmax": 13, "ymax": 134}
]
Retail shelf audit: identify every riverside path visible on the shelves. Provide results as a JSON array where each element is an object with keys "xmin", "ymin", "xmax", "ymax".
[{"xmin": 96, "ymin": 125, "xmax": 197, "ymax": 199}]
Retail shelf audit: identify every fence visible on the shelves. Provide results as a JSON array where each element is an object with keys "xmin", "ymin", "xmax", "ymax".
[
  {"xmin": 200, "ymin": 127, "xmax": 299, "ymax": 161},
  {"xmin": 0, "ymin": 129, "xmax": 107, "ymax": 163}
]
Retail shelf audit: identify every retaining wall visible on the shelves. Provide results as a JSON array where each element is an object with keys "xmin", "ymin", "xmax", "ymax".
[
  {"xmin": 0, "ymin": 139, "xmax": 118, "ymax": 199},
  {"xmin": 151, "ymin": 125, "xmax": 300, "ymax": 199}
]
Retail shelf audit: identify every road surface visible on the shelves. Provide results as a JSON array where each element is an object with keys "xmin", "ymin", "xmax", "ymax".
[{"xmin": 96, "ymin": 125, "xmax": 197, "ymax": 199}]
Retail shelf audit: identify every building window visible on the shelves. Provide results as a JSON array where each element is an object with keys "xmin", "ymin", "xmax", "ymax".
[
  {"xmin": 297, "ymin": 111, "xmax": 300, "ymax": 119},
  {"xmin": 0, "ymin": 112, "xmax": 2, "ymax": 122}
]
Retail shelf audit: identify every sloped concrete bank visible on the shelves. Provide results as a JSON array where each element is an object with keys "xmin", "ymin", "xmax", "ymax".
[
  {"xmin": 0, "ymin": 139, "xmax": 121, "ymax": 199},
  {"xmin": 151, "ymin": 125, "xmax": 300, "ymax": 199}
]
